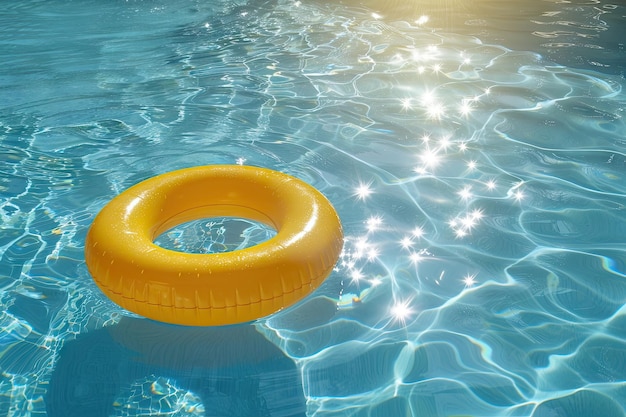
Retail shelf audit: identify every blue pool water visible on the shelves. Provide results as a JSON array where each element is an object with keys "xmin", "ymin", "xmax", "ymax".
[{"xmin": 1, "ymin": 0, "xmax": 626, "ymax": 416}]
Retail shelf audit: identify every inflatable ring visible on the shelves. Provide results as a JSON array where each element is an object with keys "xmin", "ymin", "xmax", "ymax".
[{"xmin": 85, "ymin": 165, "xmax": 343, "ymax": 326}]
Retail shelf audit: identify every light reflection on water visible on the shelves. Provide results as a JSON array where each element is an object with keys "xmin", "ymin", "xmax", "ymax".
[{"xmin": 1, "ymin": 0, "xmax": 626, "ymax": 416}]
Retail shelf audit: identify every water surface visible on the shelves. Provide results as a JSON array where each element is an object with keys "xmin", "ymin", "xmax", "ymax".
[{"xmin": 1, "ymin": 0, "xmax": 625, "ymax": 416}]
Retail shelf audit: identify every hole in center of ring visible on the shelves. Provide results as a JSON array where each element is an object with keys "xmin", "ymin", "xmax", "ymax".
[{"xmin": 154, "ymin": 217, "xmax": 277, "ymax": 254}]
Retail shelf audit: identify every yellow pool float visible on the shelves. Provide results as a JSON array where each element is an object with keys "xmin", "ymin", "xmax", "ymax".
[{"xmin": 85, "ymin": 165, "xmax": 343, "ymax": 326}]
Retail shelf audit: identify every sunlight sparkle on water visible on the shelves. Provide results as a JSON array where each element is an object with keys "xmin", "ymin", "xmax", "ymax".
[
  {"xmin": 409, "ymin": 252, "xmax": 422, "ymax": 264},
  {"xmin": 463, "ymin": 273, "xmax": 478, "ymax": 287},
  {"xmin": 412, "ymin": 226, "xmax": 425, "ymax": 238},
  {"xmin": 390, "ymin": 299, "xmax": 414, "ymax": 326},
  {"xmin": 351, "ymin": 269, "xmax": 364, "ymax": 283},
  {"xmin": 421, "ymin": 91, "xmax": 436, "ymax": 106},
  {"xmin": 438, "ymin": 135, "xmax": 452, "ymax": 151},
  {"xmin": 449, "ymin": 208, "xmax": 483, "ymax": 238},
  {"xmin": 354, "ymin": 236, "xmax": 370, "ymax": 256},
  {"xmin": 509, "ymin": 182, "xmax": 525, "ymax": 201},
  {"xmin": 470, "ymin": 209, "xmax": 484, "ymax": 220},
  {"xmin": 454, "ymin": 228, "xmax": 468, "ymax": 238},
  {"xmin": 459, "ymin": 100, "xmax": 473, "ymax": 117},
  {"xmin": 366, "ymin": 247, "xmax": 379, "ymax": 261},
  {"xmin": 458, "ymin": 186, "xmax": 472, "ymax": 201},
  {"xmin": 485, "ymin": 179, "xmax": 497, "ymax": 190},
  {"xmin": 351, "ymin": 236, "xmax": 381, "ymax": 263},
  {"xmin": 354, "ymin": 182, "xmax": 373, "ymax": 200},
  {"xmin": 370, "ymin": 276, "xmax": 383, "ymax": 286},
  {"xmin": 461, "ymin": 214, "xmax": 476, "ymax": 229},
  {"xmin": 415, "ymin": 15, "xmax": 429, "ymax": 25},
  {"xmin": 366, "ymin": 215, "xmax": 383, "ymax": 232},
  {"xmin": 409, "ymin": 248, "xmax": 430, "ymax": 265},
  {"xmin": 400, "ymin": 227, "xmax": 426, "ymax": 249},
  {"xmin": 418, "ymin": 148, "xmax": 441, "ymax": 169},
  {"xmin": 400, "ymin": 236, "xmax": 413, "ymax": 249}
]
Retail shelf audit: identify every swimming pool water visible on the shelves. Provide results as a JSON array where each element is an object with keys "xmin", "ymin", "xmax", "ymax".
[{"xmin": 1, "ymin": 0, "xmax": 625, "ymax": 416}]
